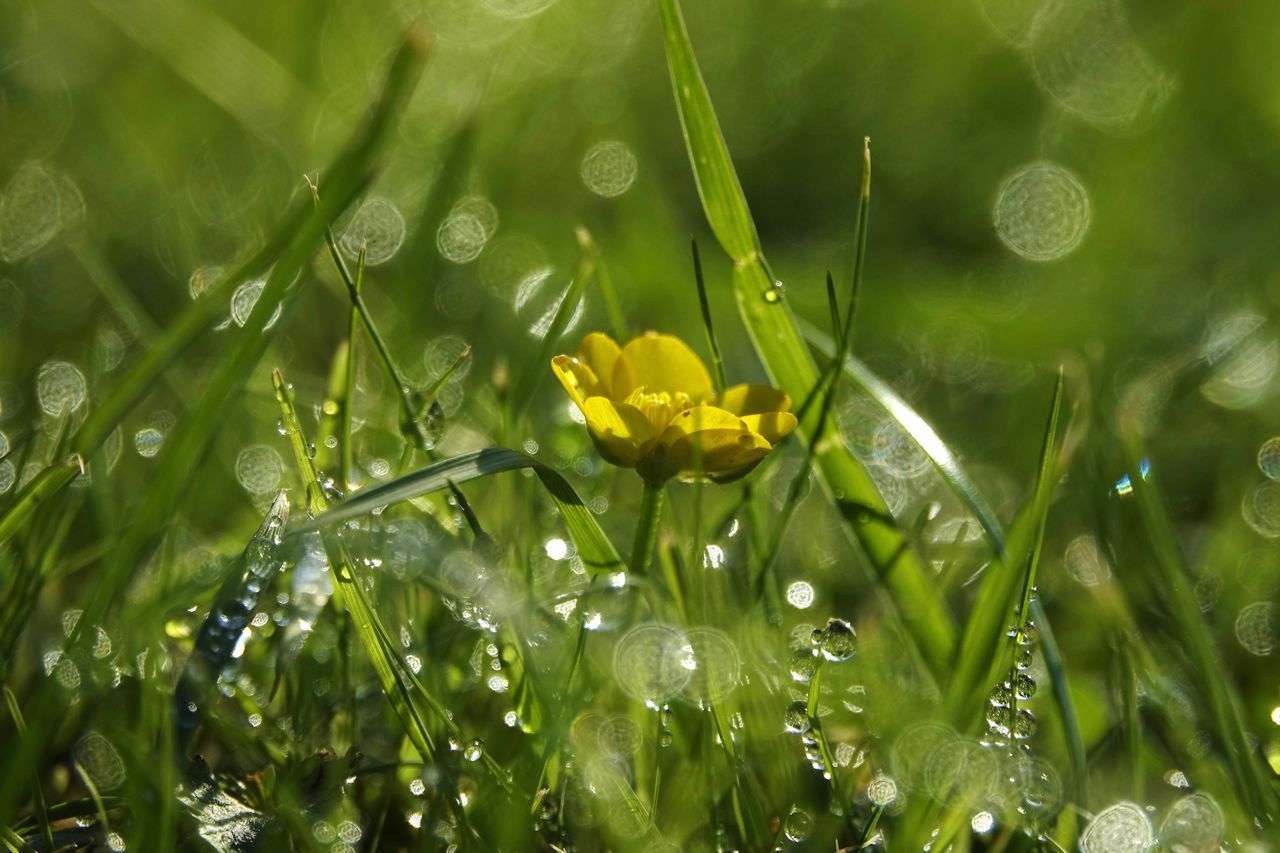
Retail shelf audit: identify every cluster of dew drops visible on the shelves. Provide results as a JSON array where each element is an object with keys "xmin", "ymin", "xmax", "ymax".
[{"xmin": 783, "ymin": 618, "xmax": 857, "ymax": 778}]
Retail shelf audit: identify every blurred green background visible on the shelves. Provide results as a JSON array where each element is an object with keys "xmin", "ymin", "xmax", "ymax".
[{"xmin": 3, "ymin": 0, "xmax": 1280, "ymax": 846}]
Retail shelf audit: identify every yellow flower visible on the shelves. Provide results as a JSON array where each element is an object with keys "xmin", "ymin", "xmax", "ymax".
[{"xmin": 552, "ymin": 331, "xmax": 797, "ymax": 484}]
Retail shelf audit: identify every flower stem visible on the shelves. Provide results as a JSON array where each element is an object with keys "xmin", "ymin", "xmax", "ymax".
[{"xmin": 630, "ymin": 480, "xmax": 665, "ymax": 576}]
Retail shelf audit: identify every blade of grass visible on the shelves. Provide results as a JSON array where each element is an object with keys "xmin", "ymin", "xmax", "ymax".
[
  {"xmin": 0, "ymin": 24, "xmax": 431, "ymax": 552},
  {"xmin": 657, "ymin": 0, "xmax": 954, "ymax": 673},
  {"xmin": 2, "ymin": 687, "xmax": 53, "ymax": 852},
  {"xmin": 803, "ymin": 318, "xmax": 1086, "ymax": 814},
  {"xmin": 691, "ymin": 238, "xmax": 727, "ymax": 394},
  {"xmin": 944, "ymin": 372, "xmax": 1063, "ymax": 724},
  {"xmin": 577, "ymin": 227, "xmax": 628, "ymax": 342},
  {"xmin": 1120, "ymin": 435, "xmax": 1279, "ymax": 821},
  {"xmin": 508, "ymin": 234, "xmax": 595, "ymax": 424},
  {"xmin": 294, "ymin": 447, "xmax": 626, "ymax": 577},
  {"xmin": 175, "ymin": 491, "xmax": 291, "ymax": 749}
]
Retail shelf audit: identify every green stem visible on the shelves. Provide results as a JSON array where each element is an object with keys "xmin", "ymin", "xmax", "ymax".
[{"xmin": 630, "ymin": 481, "xmax": 665, "ymax": 576}]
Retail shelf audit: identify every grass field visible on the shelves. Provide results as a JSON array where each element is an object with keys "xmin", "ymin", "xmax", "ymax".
[{"xmin": 2, "ymin": 0, "xmax": 1279, "ymax": 849}]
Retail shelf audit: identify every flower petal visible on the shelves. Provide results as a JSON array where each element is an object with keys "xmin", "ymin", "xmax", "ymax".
[
  {"xmin": 655, "ymin": 406, "xmax": 771, "ymax": 479},
  {"xmin": 551, "ymin": 355, "xmax": 601, "ymax": 409},
  {"xmin": 741, "ymin": 411, "xmax": 798, "ymax": 444},
  {"xmin": 581, "ymin": 396, "xmax": 655, "ymax": 468},
  {"xmin": 716, "ymin": 383, "xmax": 792, "ymax": 416},
  {"xmin": 574, "ymin": 333, "xmax": 621, "ymax": 399},
  {"xmin": 614, "ymin": 332, "xmax": 713, "ymax": 400}
]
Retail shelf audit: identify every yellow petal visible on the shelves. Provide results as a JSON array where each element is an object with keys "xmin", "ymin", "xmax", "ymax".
[
  {"xmin": 551, "ymin": 355, "xmax": 601, "ymax": 409},
  {"xmin": 716, "ymin": 383, "xmax": 792, "ymax": 416},
  {"xmin": 581, "ymin": 396, "xmax": 655, "ymax": 468},
  {"xmin": 614, "ymin": 332, "xmax": 713, "ymax": 400},
  {"xmin": 574, "ymin": 333, "xmax": 621, "ymax": 399},
  {"xmin": 741, "ymin": 411, "xmax": 798, "ymax": 444},
  {"xmin": 655, "ymin": 406, "xmax": 771, "ymax": 478}
]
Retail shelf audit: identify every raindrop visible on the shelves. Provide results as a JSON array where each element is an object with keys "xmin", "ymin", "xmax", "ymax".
[
  {"xmin": 477, "ymin": 0, "xmax": 557, "ymax": 20},
  {"xmin": 613, "ymin": 623, "xmax": 694, "ymax": 704},
  {"xmin": 783, "ymin": 807, "xmax": 812, "ymax": 842},
  {"xmin": 993, "ymin": 161, "xmax": 1090, "ymax": 262},
  {"xmin": 790, "ymin": 649, "xmax": 819, "ymax": 683},
  {"xmin": 339, "ymin": 197, "xmax": 405, "ymax": 266},
  {"xmin": 783, "ymin": 701, "xmax": 811, "ymax": 734},
  {"xmin": 1258, "ymin": 437, "xmax": 1280, "ymax": 481},
  {"xmin": 867, "ymin": 773, "xmax": 898, "ymax": 807},
  {"xmin": 1234, "ymin": 601, "xmax": 1275, "ymax": 656},
  {"xmin": 1065, "ymin": 534, "xmax": 1110, "ymax": 586},
  {"xmin": 678, "ymin": 626, "xmax": 742, "ymax": 706},
  {"xmin": 1028, "ymin": 0, "xmax": 1173, "ymax": 130},
  {"xmin": 463, "ymin": 738, "xmax": 485, "ymax": 762},
  {"xmin": 580, "ymin": 141, "xmax": 638, "ymax": 198},
  {"xmin": 74, "ymin": 731, "xmax": 126, "ymax": 790},
  {"xmin": 1080, "ymin": 802, "xmax": 1152, "ymax": 853},
  {"xmin": 36, "ymin": 360, "xmax": 86, "ymax": 416},
  {"xmin": 1158, "ymin": 792, "xmax": 1222, "ymax": 851},
  {"xmin": 0, "ymin": 163, "xmax": 62, "ymax": 262},
  {"xmin": 598, "ymin": 715, "xmax": 643, "ymax": 756},
  {"xmin": 785, "ymin": 580, "xmax": 815, "ymax": 609},
  {"xmin": 819, "ymin": 618, "xmax": 856, "ymax": 662},
  {"xmin": 230, "ymin": 278, "xmax": 281, "ymax": 329},
  {"xmin": 134, "ymin": 427, "xmax": 164, "ymax": 458},
  {"xmin": 235, "ymin": 445, "xmax": 284, "ymax": 495}
]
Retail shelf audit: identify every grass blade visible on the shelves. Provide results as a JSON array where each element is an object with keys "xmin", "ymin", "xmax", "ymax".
[
  {"xmin": 175, "ymin": 491, "xmax": 291, "ymax": 749},
  {"xmin": 658, "ymin": 0, "xmax": 955, "ymax": 672},
  {"xmin": 294, "ymin": 447, "xmax": 626, "ymax": 577},
  {"xmin": 1121, "ymin": 435, "xmax": 1279, "ymax": 821}
]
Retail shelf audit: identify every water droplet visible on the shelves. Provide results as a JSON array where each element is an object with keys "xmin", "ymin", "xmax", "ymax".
[
  {"xmin": 819, "ymin": 618, "xmax": 856, "ymax": 662},
  {"xmin": 785, "ymin": 580, "xmax": 815, "ymax": 609},
  {"xmin": 790, "ymin": 649, "xmax": 819, "ymax": 683},
  {"xmin": 230, "ymin": 278, "xmax": 281, "ymax": 329},
  {"xmin": 339, "ymin": 196, "xmax": 405, "ymax": 266},
  {"xmin": 783, "ymin": 807, "xmax": 812, "ymax": 842},
  {"xmin": 235, "ymin": 445, "xmax": 285, "ymax": 495},
  {"xmin": 463, "ymin": 738, "xmax": 484, "ymax": 762},
  {"xmin": 613, "ymin": 623, "xmax": 693, "ymax": 704},
  {"xmin": 783, "ymin": 701, "xmax": 811, "ymax": 734},
  {"xmin": 1080, "ymin": 802, "xmax": 1152, "ymax": 853},
  {"xmin": 36, "ymin": 360, "xmax": 86, "ymax": 416},
  {"xmin": 993, "ymin": 161, "xmax": 1090, "ymax": 262},
  {"xmin": 580, "ymin": 141, "xmax": 637, "ymax": 198}
]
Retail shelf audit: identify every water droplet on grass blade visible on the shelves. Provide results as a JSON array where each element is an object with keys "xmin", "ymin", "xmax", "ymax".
[
  {"xmin": 783, "ymin": 701, "xmax": 810, "ymax": 734},
  {"xmin": 819, "ymin": 618, "xmax": 856, "ymax": 662}
]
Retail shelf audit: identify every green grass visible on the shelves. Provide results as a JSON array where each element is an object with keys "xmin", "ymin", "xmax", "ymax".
[{"xmin": 2, "ymin": 0, "xmax": 1279, "ymax": 849}]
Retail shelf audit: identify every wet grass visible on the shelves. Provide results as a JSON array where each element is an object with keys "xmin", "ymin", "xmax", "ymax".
[{"xmin": 2, "ymin": 0, "xmax": 1279, "ymax": 850}]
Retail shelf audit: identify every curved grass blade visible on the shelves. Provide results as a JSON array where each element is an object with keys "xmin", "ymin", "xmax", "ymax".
[
  {"xmin": 0, "ymin": 24, "xmax": 431, "ymax": 553},
  {"xmin": 1121, "ymin": 435, "xmax": 1279, "ymax": 822},
  {"xmin": 804, "ymin": 319, "xmax": 1087, "ymax": 812},
  {"xmin": 295, "ymin": 447, "xmax": 626, "ymax": 577},
  {"xmin": 658, "ymin": 0, "xmax": 954, "ymax": 672},
  {"xmin": 175, "ymin": 491, "xmax": 290, "ymax": 749}
]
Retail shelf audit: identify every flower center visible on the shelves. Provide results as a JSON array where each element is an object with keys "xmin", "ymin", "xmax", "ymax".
[{"xmin": 624, "ymin": 387, "xmax": 693, "ymax": 434}]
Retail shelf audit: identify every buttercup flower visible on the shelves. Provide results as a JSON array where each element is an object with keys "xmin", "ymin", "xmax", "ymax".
[{"xmin": 552, "ymin": 331, "xmax": 797, "ymax": 484}]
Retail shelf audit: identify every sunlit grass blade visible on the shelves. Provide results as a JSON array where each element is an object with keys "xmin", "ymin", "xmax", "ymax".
[
  {"xmin": 690, "ymin": 238, "xmax": 727, "ymax": 394},
  {"xmin": 658, "ymin": 0, "xmax": 954, "ymax": 672},
  {"xmin": 508, "ymin": 236, "xmax": 595, "ymax": 424},
  {"xmin": 577, "ymin": 227, "xmax": 628, "ymax": 342},
  {"xmin": 294, "ymin": 447, "xmax": 626, "ymax": 577},
  {"xmin": 3, "ymin": 687, "xmax": 53, "ymax": 851},
  {"xmin": 944, "ymin": 371, "xmax": 1063, "ymax": 722},
  {"xmin": 175, "ymin": 491, "xmax": 290, "ymax": 749},
  {"xmin": 1120, "ymin": 434, "xmax": 1279, "ymax": 821},
  {"xmin": 272, "ymin": 370, "xmax": 437, "ymax": 762},
  {"xmin": 0, "ymin": 25, "xmax": 431, "ymax": 554}
]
